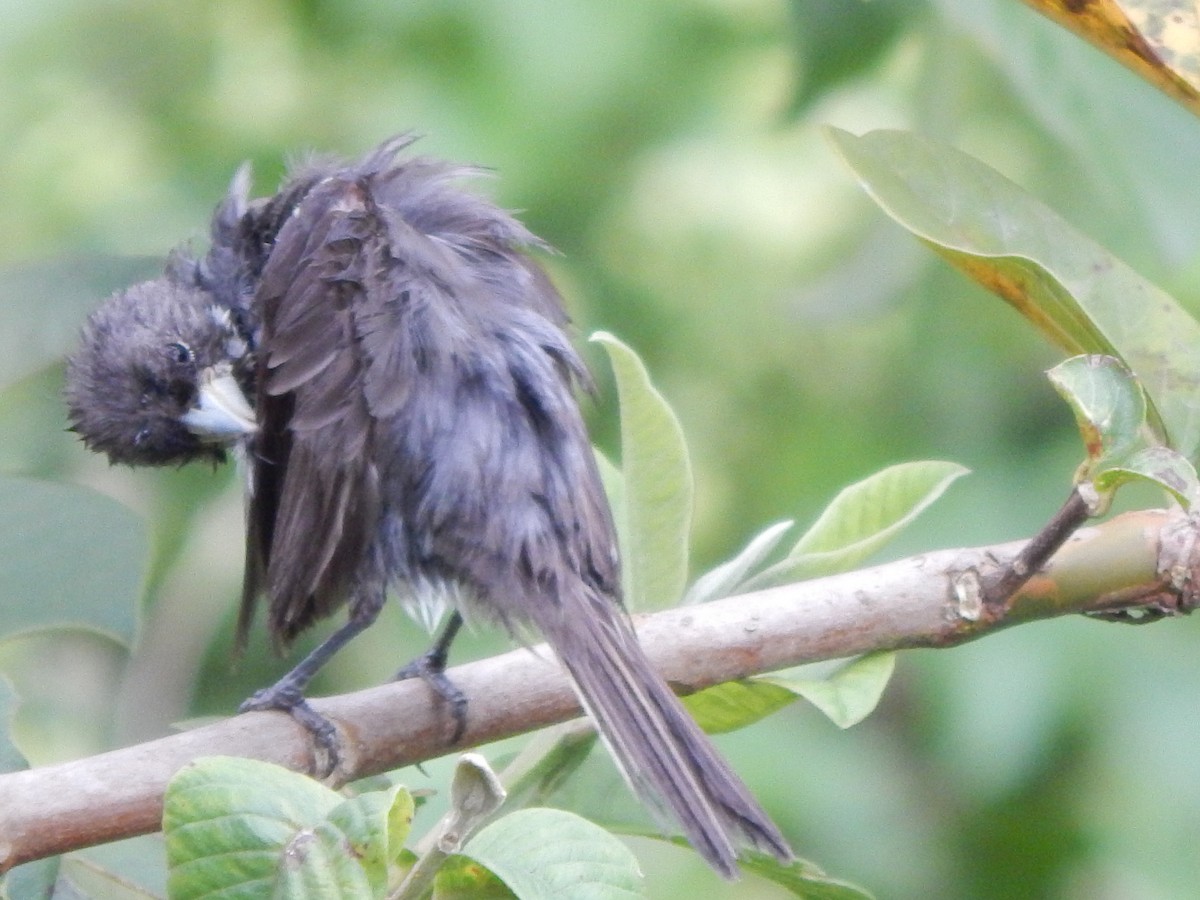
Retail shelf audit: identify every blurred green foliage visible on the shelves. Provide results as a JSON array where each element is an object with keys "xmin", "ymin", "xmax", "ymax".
[{"xmin": 4, "ymin": 0, "xmax": 1200, "ymax": 897}]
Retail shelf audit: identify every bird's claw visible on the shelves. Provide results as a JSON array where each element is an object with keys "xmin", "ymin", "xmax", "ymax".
[
  {"xmin": 240, "ymin": 685, "xmax": 340, "ymax": 777},
  {"xmin": 394, "ymin": 653, "xmax": 469, "ymax": 743}
]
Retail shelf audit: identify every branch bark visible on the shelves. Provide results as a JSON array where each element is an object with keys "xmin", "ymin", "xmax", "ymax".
[{"xmin": 0, "ymin": 506, "xmax": 1194, "ymax": 872}]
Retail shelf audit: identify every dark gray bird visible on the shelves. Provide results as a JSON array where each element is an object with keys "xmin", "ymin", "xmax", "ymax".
[{"xmin": 64, "ymin": 136, "xmax": 792, "ymax": 878}]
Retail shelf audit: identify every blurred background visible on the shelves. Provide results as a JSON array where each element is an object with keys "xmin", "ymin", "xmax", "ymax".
[{"xmin": 3, "ymin": 0, "xmax": 1200, "ymax": 897}]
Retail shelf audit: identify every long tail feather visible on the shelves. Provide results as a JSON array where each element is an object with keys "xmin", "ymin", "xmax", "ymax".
[{"xmin": 533, "ymin": 587, "xmax": 793, "ymax": 879}]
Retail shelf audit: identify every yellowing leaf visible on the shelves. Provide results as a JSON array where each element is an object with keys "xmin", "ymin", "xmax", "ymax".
[
  {"xmin": 828, "ymin": 128, "xmax": 1200, "ymax": 459},
  {"xmin": 1024, "ymin": 0, "xmax": 1200, "ymax": 115},
  {"xmin": 1122, "ymin": 0, "xmax": 1200, "ymax": 91}
]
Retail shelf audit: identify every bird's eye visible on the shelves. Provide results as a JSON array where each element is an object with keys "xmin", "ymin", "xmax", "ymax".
[{"xmin": 166, "ymin": 341, "xmax": 193, "ymax": 364}]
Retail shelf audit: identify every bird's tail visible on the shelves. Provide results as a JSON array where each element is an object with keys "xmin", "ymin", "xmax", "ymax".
[{"xmin": 533, "ymin": 587, "xmax": 793, "ymax": 879}]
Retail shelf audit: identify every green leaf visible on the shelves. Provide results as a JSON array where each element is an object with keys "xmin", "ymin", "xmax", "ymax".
[
  {"xmin": 68, "ymin": 833, "xmax": 169, "ymax": 899},
  {"xmin": 0, "ymin": 256, "xmax": 162, "ymax": 390},
  {"xmin": 2, "ymin": 856, "xmax": 59, "ymax": 900},
  {"xmin": 594, "ymin": 449, "xmax": 625, "ymax": 550},
  {"xmin": 739, "ymin": 851, "xmax": 877, "ymax": 899},
  {"xmin": 164, "ymin": 756, "xmax": 410, "ymax": 900},
  {"xmin": 683, "ymin": 679, "xmax": 797, "ymax": 734},
  {"xmin": 1094, "ymin": 446, "xmax": 1200, "ymax": 508},
  {"xmin": 325, "ymin": 786, "xmax": 415, "ymax": 894},
  {"xmin": 762, "ymin": 653, "xmax": 897, "ymax": 730},
  {"xmin": 433, "ymin": 856, "xmax": 516, "ymax": 899},
  {"xmin": 937, "ymin": 0, "xmax": 1200, "ymax": 268},
  {"xmin": 59, "ymin": 856, "xmax": 164, "ymax": 899},
  {"xmin": 272, "ymin": 825, "xmax": 375, "ymax": 900},
  {"xmin": 461, "ymin": 808, "xmax": 643, "ymax": 900},
  {"xmin": 747, "ymin": 461, "xmax": 968, "ymax": 588},
  {"xmin": 1047, "ymin": 355, "xmax": 1150, "ymax": 466},
  {"xmin": 630, "ymin": 837, "xmax": 875, "ymax": 899},
  {"xmin": 785, "ymin": 0, "xmax": 908, "ymax": 116},
  {"xmin": 0, "ymin": 675, "xmax": 26, "ymax": 774},
  {"xmin": 164, "ymin": 757, "xmax": 341, "ymax": 899},
  {"xmin": 494, "ymin": 724, "xmax": 599, "ymax": 811},
  {"xmin": 591, "ymin": 332, "xmax": 692, "ymax": 611},
  {"xmin": 683, "ymin": 520, "xmax": 794, "ymax": 605},
  {"xmin": 1047, "ymin": 356, "xmax": 1200, "ymax": 506},
  {"xmin": 632, "ymin": 833, "xmax": 874, "ymax": 899},
  {"xmin": 827, "ymin": 126, "xmax": 1200, "ymax": 458},
  {"xmin": 0, "ymin": 476, "xmax": 147, "ymax": 646}
]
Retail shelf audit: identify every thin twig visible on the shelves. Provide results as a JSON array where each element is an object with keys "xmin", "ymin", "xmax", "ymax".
[{"xmin": 981, "ymin": 485, "xmax": 1095, "ymax": 610}]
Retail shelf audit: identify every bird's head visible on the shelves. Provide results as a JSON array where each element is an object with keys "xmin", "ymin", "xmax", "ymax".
[{"xmin": 65, "ymin": 279, "xmax": 256, "ymax": 466}]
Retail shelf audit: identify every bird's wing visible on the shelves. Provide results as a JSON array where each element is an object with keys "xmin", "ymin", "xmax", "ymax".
[
  {"xmin": 240, "ymin": 174, "xmax": 386, "ymax": 646},
  {"xmin": 239, "ymin": 142, "xmax": 621, "ymax": 646}
]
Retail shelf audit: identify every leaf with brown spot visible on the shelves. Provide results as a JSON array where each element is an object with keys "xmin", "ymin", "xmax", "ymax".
[
  {"xmin": 1023, "ymin": 0, "xmax": 1200, "ymax": 115},
  {"xmin": 829, "ymin": 127, "xmax": 1200, "ymax": 459}
]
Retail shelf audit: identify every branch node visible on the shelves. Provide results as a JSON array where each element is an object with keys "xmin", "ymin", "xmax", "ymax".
[
  {"xmin": 1158, "ymin": 510, "xmax": 1200, "ymax": 613},
  {"xmin": 953, "ymin": 569, "xmax": 985, "ymax": 621},
  {"xmin": 1077, "ymin": 481, "xmax": 1104, "ymax": 516}
]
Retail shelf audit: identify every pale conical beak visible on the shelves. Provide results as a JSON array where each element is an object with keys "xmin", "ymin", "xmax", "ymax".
[{"xmin": 181, "ymin": 367, "xmax": 257, "ymax": 440}]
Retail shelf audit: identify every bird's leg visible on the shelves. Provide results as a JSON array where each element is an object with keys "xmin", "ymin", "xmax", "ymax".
[
  {"xmin": 240, "ymin": 599, "xmax": 382, "ymax": 774},
  {"xmin": 394, "ymin": 611, "xmax": 469, "ymax": 742}
]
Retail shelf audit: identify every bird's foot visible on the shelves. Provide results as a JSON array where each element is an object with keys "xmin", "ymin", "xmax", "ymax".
[
  {"xmin": 394, "ymin": 652, "xmax": 469, "ymax": 743},
  {"xmin": 240, "ymin": 684, "xmax": 340, "ymax": 777}
]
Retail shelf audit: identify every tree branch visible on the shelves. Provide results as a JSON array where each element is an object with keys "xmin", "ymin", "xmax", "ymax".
[{"xmin": 0, "ymin": 506, "xmax": 1193, "ymax": 872}]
